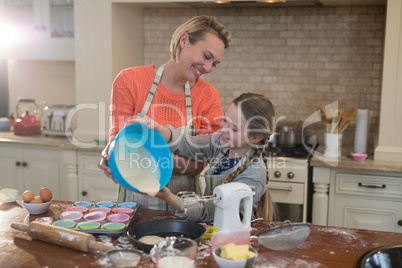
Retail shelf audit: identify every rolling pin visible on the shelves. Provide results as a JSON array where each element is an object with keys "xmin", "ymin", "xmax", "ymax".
[{"xmin": 11, "ymin": 221, "xmax": 115, "ymax": 253}]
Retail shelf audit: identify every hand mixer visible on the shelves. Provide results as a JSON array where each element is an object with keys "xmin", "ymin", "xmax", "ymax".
[{"xmin": 178, "ymin": 182, "xmax": 254, "ymax": 234}]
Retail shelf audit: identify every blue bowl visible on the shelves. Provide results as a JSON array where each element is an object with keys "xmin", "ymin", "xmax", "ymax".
[{"xmin": 108, "ymin": 124, "xmax": 173, "ymax": 194}]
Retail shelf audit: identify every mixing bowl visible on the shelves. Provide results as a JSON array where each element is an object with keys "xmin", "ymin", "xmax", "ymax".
[
  {"xmin": 258, "ymin": 222, "xmax": 310, "ymax": 251},
  {"xmin": 213, "ymin": 246, "xmax": 258, "ymax": 268},
  {"xmin": 108, "ymin": 123, "xmax": 173, "ymax": 194}
]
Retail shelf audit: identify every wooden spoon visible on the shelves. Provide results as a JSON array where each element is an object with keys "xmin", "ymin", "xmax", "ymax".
[
  {"xmin": 337, "ymin": 108, "xmax": 357, "ymax": 134},
  {"xmin": 338, "ymin": 119, "xmax": 350, "ymax": 134},
  {"xmin": 330, "ymin": 110, "xmax": 342, "ymax": 134}
]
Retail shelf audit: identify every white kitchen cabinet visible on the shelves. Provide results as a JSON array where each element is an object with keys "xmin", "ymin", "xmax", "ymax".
[
  {"xmin": 0, "ymin": 143, "xmax": 61, "ymax": 199},
  {"xmin": 0, "ymin": 0, "xmax": 74, "ymax": 60},
  {"xmin": 327, "ymin": 170, "xmax": 402, "ymax": 233},
  {"xmin": 78, "ymin": 152, "xmax": 118, "ymax": 202}
]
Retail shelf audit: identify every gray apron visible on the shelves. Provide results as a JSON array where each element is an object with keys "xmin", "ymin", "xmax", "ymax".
[{"xmin": 117, "ymin": 64, "xmax": 196, "ymax": 210}]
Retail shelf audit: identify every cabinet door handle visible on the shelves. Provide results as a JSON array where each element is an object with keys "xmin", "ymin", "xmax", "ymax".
[
  {"xmin": 82, "ymin": 191, "xmax": 87, "ymax": 196},
  {"xmin": 22, "ymin": 162, "xmax": 28, "ymax": 167},
  {"xmin": 268, "ymin": 186, "xmax": 292, "ymax": 192},
  {"xmin": 398, "ymin": 220, "xmax": 402, "ymax": 226},
  {"xmin": 16, "ymin": 161, "xmax": 21, "ymax": 167},
  {"xmin": 358, "ymin": 182, "xmax": 386, "ymax": 189}
]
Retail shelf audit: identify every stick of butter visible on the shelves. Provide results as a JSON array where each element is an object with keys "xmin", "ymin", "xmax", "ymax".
[{"xmin": 220, "ymin": 243, "xmax": 256, "ymax": 260}]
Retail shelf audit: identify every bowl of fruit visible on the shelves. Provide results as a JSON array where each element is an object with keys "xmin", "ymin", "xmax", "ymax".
[{"xmin": 22, "ymin": 187, "xmax": 52, "ymax": 215}]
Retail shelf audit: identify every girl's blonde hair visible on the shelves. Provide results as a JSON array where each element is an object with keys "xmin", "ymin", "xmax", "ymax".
[
  {"xmin": 170, "ymin": 15, "xmax": 231, "ymax": 63},
  {"xmin": 224, "ymin": 93, "xmax": 276, "ymax": 221}
]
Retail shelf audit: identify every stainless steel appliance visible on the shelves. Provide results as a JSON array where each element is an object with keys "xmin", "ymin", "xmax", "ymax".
[
  {"xmin": 41, "ymin": 105, "xmax": 76, "ymax": 137},
  {"xmin": 267, "ymin": 144, "xmax": 315, "ymax": 222}
]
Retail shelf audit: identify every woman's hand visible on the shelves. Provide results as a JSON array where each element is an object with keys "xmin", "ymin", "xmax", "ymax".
[{"xmin": 99, "ymin": 137, "xmax": 117, "ymax": 183}]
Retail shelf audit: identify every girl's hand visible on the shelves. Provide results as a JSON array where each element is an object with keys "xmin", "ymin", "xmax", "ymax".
[{"xmin": 126, "ymin": 118, "xmax": 172, "ymax": 142}]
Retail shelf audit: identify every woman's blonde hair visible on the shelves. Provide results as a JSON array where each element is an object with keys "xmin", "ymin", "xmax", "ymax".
[
  {"xmin": 170, "ymin": 15, "xmax": 231, "ymax": 63},
  {"xmin": 224, "ymin": 93, "xmax": 276, "ymax": 221}
]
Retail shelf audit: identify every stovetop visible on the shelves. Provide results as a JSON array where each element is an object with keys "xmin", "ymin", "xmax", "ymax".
[{"xmin": 266, "ymin": 144, "xmax": 316, "ymax": 159}]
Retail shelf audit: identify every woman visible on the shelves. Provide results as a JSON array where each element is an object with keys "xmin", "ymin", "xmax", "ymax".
[{"xmin": 99, "ymin": 15, "xmax": 231, "ymax": 210}]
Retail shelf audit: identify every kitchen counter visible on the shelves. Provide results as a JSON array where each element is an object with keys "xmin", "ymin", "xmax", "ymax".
[
  {"xmin": 310, "ymin": 144, "xmax": 402, "ymax": 173},
  {"xmin": 2, "ymin": 199, "xmax": 402, "ymax": 267},
  {"xmin": 0, "ymin": 131, "xmax": 104, "ymax": 152}
]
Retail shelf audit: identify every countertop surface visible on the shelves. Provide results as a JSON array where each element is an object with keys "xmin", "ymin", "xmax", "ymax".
[
  {"xmin": 2, "ymin": 199, "xmax": 402, "ymax": 267},
  {"xmin": 310, "ymin": 144, "xmax": 402, "ymax": 173},
  {"xmin": 0, "ymin": 131, "xmax": 104, "ymax": 152},
  {"xmin": 1, "ymin": 131, "xmax": 401, "ymax": 173}
]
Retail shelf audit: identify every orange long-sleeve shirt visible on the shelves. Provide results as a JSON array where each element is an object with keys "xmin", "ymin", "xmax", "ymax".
[{"xmin": 109, "ymin": 64, "xmax": 223, "ymax": 138}]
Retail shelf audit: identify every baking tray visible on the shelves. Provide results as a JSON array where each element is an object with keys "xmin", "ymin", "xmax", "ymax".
[{"xmin": 53, "ymin": 201, "xmax": 138, "ymax": 235}]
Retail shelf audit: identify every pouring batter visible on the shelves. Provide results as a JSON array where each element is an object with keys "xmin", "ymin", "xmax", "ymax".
[{"xmin": 130, "ymin": 92, "xmax": 277, "ymax": 221}]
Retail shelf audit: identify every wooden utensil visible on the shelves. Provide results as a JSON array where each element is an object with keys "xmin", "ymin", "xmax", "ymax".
[
  {"xmin": 338, "ymin": 119, "xmax": 351, "ymax": 134},
  {"xmin": 337, "ymin": 108, "xmax": 357, "ymax": 134},
  {"xmin": 11, "ymin": 221, "xmax": 115, "ymax": 253},
  {"xmin": 330, "ymin": 110, "xmax": 342, "ymax": 134}
]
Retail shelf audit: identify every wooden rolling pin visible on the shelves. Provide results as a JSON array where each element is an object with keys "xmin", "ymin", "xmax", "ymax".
[{"xmin": 11, "ymin": 221, "xmax": 115, "ymax": 253}]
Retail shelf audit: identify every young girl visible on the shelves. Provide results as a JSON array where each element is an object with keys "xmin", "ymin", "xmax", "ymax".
[{"xmin": 130, "ymin": 92, "xmax": 275, "ymax": 221}]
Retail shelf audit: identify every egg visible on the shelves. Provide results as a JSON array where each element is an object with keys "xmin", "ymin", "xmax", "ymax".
[
  {"xmin": 39, "ymin": 187, "xmax": 52, "ymax": 202},
  {"xmin": 29, "ymin": 196, "xmax": 44, "ymax": 204},
  {"xmin": 22, "ymin": 190, "xmax": 35, "ymax": 203}
]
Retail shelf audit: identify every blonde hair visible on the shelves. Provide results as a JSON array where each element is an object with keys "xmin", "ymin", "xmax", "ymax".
[
  {"xmin": 224, "ymin": 93, "xmax": 276, "ymax": 221},
  {"xmin": 170, "ymin": 15, "xmax": 231, "ymax": 63}
]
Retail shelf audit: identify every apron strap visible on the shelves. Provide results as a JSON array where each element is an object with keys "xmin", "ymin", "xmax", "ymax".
[{"xmin": 139, "ymin": 64, "xmax": 165, "ymax": 117}]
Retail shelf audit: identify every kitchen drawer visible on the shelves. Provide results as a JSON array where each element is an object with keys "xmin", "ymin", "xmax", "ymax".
[
  {"xmin": 268, "ymin": 181, "xmax": 304, "ymax": 205},
  {"xmin": 80, "ymin": 153, "xmax": 103, "ymax": 174},
  {"xmin": 335, "ymin": 173, "xmax": 402, "ymax": 199}
]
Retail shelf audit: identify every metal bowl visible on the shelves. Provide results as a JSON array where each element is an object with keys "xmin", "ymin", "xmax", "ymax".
[
  {"xmin": 356, "ymin": 244, "xmax": 402, "ymax": 268},
  {"xmin": 127, "ymin": 219, "xmax": 206, "ymax": 253},
  {"xmin": 258, "ymin": 222, "xmax": 310, "ymax": 251}
]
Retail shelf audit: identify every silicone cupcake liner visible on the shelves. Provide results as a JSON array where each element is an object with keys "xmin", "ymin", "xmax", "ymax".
[
  {"xmin": 107, "ymin": 213, "xmax": 130, "ymax": 223},
  {"xmin": 53, "ymin": 219, "xmax": 76, "ymax": 228},
  {"xmin": 102, "ymin": 222, "xmax": 126, "ymax": 231},
  {"xmin": 83, "ymin": 211, "xmax": 107, "ymax": 222},
  {"xmin": 117, "ymin": 202, "xmax": 137, "ymax": 208},
  {"xmin": 73, "ymin": 201, "xmax": 93, "ymax": 207},
  {"xmin": 56, "ymin": 201, "xmax": 138, "ymax": 235},
  {"xmin": 60, "ymin": 211, "xmax": 83, "ymax": 221},
  {"xmin": 90, "ymin": 207, "xmax": 111, "ymax": 214},
  {"xmin": 95, "ymin": 201, "xmax": 115, "ymax": 208},
  {"xmin": 77, "ymin": 221, "xmax": 101, "ymax": 230},
  {"xmin": 67, "ymin": 206, "xmax": 89, "ymax": 213},
  {"xmin": 112, "ymin": 208, "xmax": 134, "ymax": 215}
]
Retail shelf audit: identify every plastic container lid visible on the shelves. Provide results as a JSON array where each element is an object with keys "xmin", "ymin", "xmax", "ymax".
[{"xmin": 108, "ymin": 123, "xmax": 173, "ymax": 194}]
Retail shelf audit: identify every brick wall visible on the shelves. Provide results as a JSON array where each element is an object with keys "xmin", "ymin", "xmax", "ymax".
[{"xmin": 143, "ymin": 6, "xmax": 385, "ymax": 149}]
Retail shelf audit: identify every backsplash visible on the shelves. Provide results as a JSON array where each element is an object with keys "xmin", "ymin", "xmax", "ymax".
[{"xmin": 142, "ymin": 5, "xmax": 385, "ymax": 150}]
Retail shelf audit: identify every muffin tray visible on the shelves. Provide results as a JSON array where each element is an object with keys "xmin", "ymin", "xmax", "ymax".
[{"xmin": 53, "ymin": 201, "xmax": 139, "ymax": 235}]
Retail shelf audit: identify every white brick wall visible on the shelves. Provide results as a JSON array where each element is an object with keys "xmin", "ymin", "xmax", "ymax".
[{"xmin": 142, "ymin": 6, "xmax": 385, "ymax": 148}]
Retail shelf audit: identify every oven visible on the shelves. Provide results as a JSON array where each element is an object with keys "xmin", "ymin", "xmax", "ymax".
[{"xmin": 266, "ymin": 144, "xmax": 314, "ymax": 223}]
